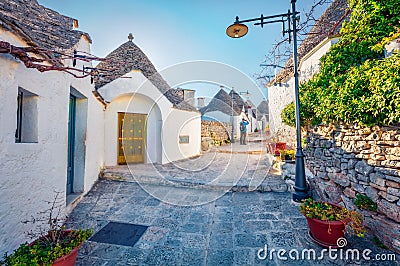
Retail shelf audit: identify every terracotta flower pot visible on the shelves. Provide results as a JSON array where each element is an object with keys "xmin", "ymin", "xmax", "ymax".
[
  {"xmin": 52, "ymin": 244, "xmax": 80, "ymax": 266},
  {"xmin": 306, "ymin": 216, "xmax": 346, "ymax": 248},
  {"xmin": 29, "ymin": 230, "xmax": 82, "ymax": 266}
]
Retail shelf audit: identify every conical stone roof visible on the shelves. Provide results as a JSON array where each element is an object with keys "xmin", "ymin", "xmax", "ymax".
[
  {"xmin": 94, "ymin": 39, "xmax": 197, "ymax": 112},
  {"xmin": 0, "ymin": 0, "xmax": 91, "ymax": 58},
  {"xmin": 257, "ymin": 100, "xmax": 269, "ymax": 115},
  {"xmin": 200, "ymin": 89, "xmax": 244, "ymax": 116}
]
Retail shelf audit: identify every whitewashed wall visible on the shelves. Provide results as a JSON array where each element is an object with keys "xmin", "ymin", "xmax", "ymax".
[
  {"xmin": 267, "ymin": 78, "xmax": 295, "ymax": 136},
  {"xmin": 268, "ymin": 37, "xmax": 339, "ymax": 137},
  {"xmin": 162, "ymin": 109, "xmax": 201, "ymax": 162},
  {"xmin": 300, "ymin": 37, "xmax": 339, "ymax": 82},
  {"xmin": 0, "ymin": 30, "xmax": 104, "ymax": 254},
  {"xmin": 98, "ymin": 71, "xmax": 201, "ymax": 164}
]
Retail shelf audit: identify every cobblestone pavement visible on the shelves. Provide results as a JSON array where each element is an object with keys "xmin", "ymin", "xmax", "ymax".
[
  {"xmin": 102, "ymin": 137, "xmax": 286, "ymax": 196},
  {"xmin": 67, "ymin": 137, "xmax": 399, "ymax": 265},
  {"xmin": 67, "ymin": 181, "xmax": 398, "ymax": 265}
]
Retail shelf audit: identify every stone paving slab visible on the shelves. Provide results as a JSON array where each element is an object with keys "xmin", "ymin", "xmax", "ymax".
[
  {"xmin": 102, "ymin": 141, "xmax": 285, "ymax": 193},
  {"xmin": 66, "ymin": 180, "xmax": 399, "ymax": 266}
]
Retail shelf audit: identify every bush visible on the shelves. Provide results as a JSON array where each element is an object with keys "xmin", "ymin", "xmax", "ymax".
[
  {"xmin": 3, "ymin": 229, "xmax": 93, "ymax": 266},
  {"xmin": 282, "ymin": 0, "xmax": 400, "ymax": 127},
  {"xmin": 354, "ymin": 193, "xmax": 377, "ymax": 211}
]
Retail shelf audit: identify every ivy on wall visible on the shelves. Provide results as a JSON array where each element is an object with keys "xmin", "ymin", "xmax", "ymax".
[{"xmin": 282, "ymin": 0, "xmax": 400, "ymax": 127}]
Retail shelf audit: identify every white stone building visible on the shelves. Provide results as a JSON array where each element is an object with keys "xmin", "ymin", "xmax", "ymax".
[
  {"xmin": 266, "ymin": 0, "xmax": 347, "ymax": 141},
  {"xmin": 0, "ymin": 0, "xmax": 200, "ymax": 254},
  {"xmin": 95, "ymin": 38, "xmax": 201, "ymax": 165},
  {"xmin": 200, "ymin": 89, "xmax": 246, "ymax": 139}
]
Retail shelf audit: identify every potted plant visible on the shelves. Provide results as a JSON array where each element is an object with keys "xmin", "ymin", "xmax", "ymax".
[
  {"xmin": 279, "ymin": 149, "xmax": 295, "ymax": 161},
  {"xmin": 300, "ymin": 198, "xmax": 365, "ymax": 248},
  {"xmin": 2, "ymin": 193, "xmax": 93, "ymax": 266}
]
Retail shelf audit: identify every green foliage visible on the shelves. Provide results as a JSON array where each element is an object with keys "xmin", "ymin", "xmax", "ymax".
[
  {"xmin": 282, "ymin": 0, "xmax": 400, "ymax": 127},
  {"xmin": 281, "ymin": 102, "xmax": 296, "ymax": 127},
  {"xmin": 279, "ymin": 149, "xmax": 295, "ymax": 160},
  {"xmin": 300, "ymin": 198, "xmax": 365, "ymax": 237},
  {"xmin": 2, "ymin": 229, "xmax": 93, "ymax": 266},
  {"xmin": 354, "ymin": 193, "xmax": 377, "ymax": 211},
  {"xmin": 2, "ymin": 193, "xmax": 93, "ymax": 265},
  {"xmin": 372, "ymin": 236, "xmax": 388, "ymax": 249}
]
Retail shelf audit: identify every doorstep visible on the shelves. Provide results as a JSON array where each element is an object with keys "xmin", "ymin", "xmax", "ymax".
[{"xmin": 66, "ymin": 192, "xmax": 84, "ymax": 214}]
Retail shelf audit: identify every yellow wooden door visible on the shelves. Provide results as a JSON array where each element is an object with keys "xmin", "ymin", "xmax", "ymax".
[{"xmin": 118, "ymin": 113, "xmax": 146, "ymax": 164}]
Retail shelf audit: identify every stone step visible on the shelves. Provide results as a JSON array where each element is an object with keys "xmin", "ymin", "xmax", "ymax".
[{"xmin": 100, "ymin": 170, "xmax": 288, "ymax": 193}]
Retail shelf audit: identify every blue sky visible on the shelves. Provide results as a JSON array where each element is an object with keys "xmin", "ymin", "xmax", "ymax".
[{"xmin": 38, "ymin": 0, "xmax": 324, "ymax": 106}]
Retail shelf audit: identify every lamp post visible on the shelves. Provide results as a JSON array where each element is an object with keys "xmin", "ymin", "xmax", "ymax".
[
  {"xmin": 221, "ymin": 85, "xmax": 235, "ymax": 143},
  {"xmin": 260, "ymin": 64, "xmax": 284, "ymax": 68},
  {"xmin": 226, "ymin": 0, "xmax": 309, "ymax": 201},
  {"xmin": 260, "ymin": 64, "xmax": 286, "ymax": 86}
]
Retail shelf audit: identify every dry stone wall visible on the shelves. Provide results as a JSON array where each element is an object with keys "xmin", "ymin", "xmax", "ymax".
[
  {"xmin": 201, "ymin": 121, "xmax": 232, "ymax": 151},
  {"xmin": 305, "ymin": 124, "xmax": 400, "ymax": 252}
]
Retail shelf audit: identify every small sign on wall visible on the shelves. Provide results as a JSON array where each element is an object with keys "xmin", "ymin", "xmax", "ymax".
[{"xmin": 179, "ymin": 135, "xmax": 189, "ymax": 144}]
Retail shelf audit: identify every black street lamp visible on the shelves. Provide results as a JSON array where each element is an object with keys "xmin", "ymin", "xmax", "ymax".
[
  {"xmin": 260, "ymin": 64, "xmax": 286, "ymax": 86},
  {"xmin": 260, "ymin": 64, "xmax": 284, "ymax": 69},
  {"xmin": 226, "ymin": 0, "xmax": 309, "ymax": 202}
]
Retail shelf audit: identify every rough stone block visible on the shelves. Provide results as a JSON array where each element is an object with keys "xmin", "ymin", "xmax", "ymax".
[
  {"xmin": 341, "ymin": 194, "xmax": 356, "ymax": 210},
  {"xmin": 324, "ymin": 185, "xmax": 342, "ymax": 204},
  {"xmin": 366, "ymin": 132, "xmax": 380, "ymax": 141},
  {"xmin": 356, "ymin": 141, "xmax": 370, "ymax": 149},
  {"xmin": 365, "ymin": 186, "xmax": 379, "ymax": 201},
  {"xmin": 369, "ymin": 154, "xmax": 385, "ymax": 161},
  {"xmin": 377, "ymin": 199, "xmax": 400, "ymax": 222},
  {"xmin": 369, "ymin": 173, "xmax": 386, "ymax": 187},
  {"xmin": 367, "ymin": 159, "xmax": 380, "ymax": 166},
  {"xmin": 376, "ymin": 167, "xmax": 400, "ymax": 176},
  {"xmin": 343, "ymin": 153, "xmax": 356, "ymax": 159},
  {"xmin": 366, "ymin": 213, "xmax": 400, "ymax": 253},
  {"xmin": 386, "ymin": 154, "xmax": 400, "ymax": 161},
  {"xmin": 314, "ymin": 148, "xmax": 323, "ymax": 158},
  {"xmin": 381, "ymin": 132, "xmax": 395, "ymax": 141},
  {"xmin": 383, "ymin": 160, "xmax": 400, "ymax": 168},
  {"xmin": 386, "ymin": 180, "xmax": 400, "ymax": 189},
  {"xmin": 378, "ymin": 191, "xmax": 399, "ymax": 202},
  {"xmin": 369, "ymin": 182, "xmax": 387, "ymax": 192},
  {"xmin": 351, "ymin": 182, "xmax": 365, "ymax": 193},
  {"xmin": 333, "ymin": 158, "xmax": 341, "ymax": 168},
  {"xmin": 370, "ymin": 145, "xmax": 382, "ymax": 154},
  {"xmin": 330, "ymin": 173, "xmax": 350, "ymax": 187},
  {"xmin": 355, "ymin": 160, "xmax": 374, "ymax": 175},
  {"xmin": 385, "ymin": 175, "xmax": 400, "ymax": 183},
  {"xmin": 356, "ymin": 173, "xmax": 369, "ymax": 183},
  {"xmin": 377, "ymin": 141, "xmax": 400, "ymax": 147},
  {"xmin": 340, "ymin": 163, "xmax": 348, "ymax": 171},
  {"xmin": 355, "ymin": 154, "xmax": 370, "ymax": 159},
  {"xmin": 344, "ymin": 187, "xmax": 356, "ymax": 198},
  {"xmin": 358, "ymin": 128, "xmax": 372, "ymax": 135},
  {"xmin": 317, "ymin": 171, "xmax": 328, "ymax": 180},
  {"xmin": 387, "ymin": 187, "xmax": 400, "ymax": 197},
  {"xmin": 386, "ymin": 147, "xmax": 400, "ymax": 155}
]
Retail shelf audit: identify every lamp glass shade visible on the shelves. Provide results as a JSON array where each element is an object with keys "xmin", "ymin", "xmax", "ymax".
[{"xmin": 226, "ymin": 23, "xmax": 248, "ymax": 38}]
